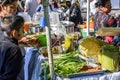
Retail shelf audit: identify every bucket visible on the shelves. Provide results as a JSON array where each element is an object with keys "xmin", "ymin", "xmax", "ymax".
[
  {"xmin": 38, "ymin": 34, "xmax": 47, "ymax": 47},
  {"xmin": 60, "ymin": 21, "xmax": 75, "ymax": 33},
  {"xmin": 102, "ymin": 45, "xmax": 119, "ymax": 71},
  {"xmin": 49, "ymin": 12, "xmax": 60, "ymax": 25},
  {"xmin": 24, "ymin": 23, "xmax": 29, "ymax": 33},
  {"xmin": 80, "ymin": 28, "xmax": 94, "ymax": 37}
]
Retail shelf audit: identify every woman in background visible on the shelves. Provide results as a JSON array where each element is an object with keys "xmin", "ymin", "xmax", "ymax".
[
  {"xmin": 24, "ymin": 0, "xmax": 38, "ymax": 17},
  {"xmin": 0, "ymin": 0, "xmax": 30, "ymax": 44},
  {"xmin": 0, "ymin": 0, "xmax": 18, "ymax": 17},
  {"xmin": 0, "ymin": 0, "xmax": 18, "ymax": 42}
]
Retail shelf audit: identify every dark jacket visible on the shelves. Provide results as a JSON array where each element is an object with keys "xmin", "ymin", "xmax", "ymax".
[
  {"xmin": 0, "ymin": 36, "xmax": 23, "ymax": 80},
  {"xmin": 69, "ymin": 3, "xmax": 83, "ymax": 26}
]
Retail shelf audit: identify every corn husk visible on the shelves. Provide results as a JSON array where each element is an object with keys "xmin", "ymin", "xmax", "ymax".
[
  {"xmin": 96, "ymin": 28, "xmax": 120, "ymax": 36},
  {"xmin": 79, "ymin": 37, "xmax": 106, "ymax": 57}
]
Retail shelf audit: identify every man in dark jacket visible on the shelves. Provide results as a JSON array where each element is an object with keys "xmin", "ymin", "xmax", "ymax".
[{"xmin": 0, "ymin": 14, "xmax": 24, "ymax": 80}]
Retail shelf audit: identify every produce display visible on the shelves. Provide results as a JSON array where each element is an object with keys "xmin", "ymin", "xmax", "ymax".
[
  {"xmin": 54, "ymin": 50, "xmax": 86, "ymax": 77},
  {"xmin": 40, "ymin": 50, "xmax": 104, "ymax": 79},
  {"xmin": 79, "ymin": 37, "xmax": 106, "ymax": 57},
  {"xmin": 40, "ymin": 50, "xmax": 87, "ymax": 79},
  {"xmin": 62, "ymin": 33, "xmax": 81, "ymax": 52},
  {"xmin": 39, "ymin": 46, "xmax": 62, "ymax": 57},
  {"xmin": 25, "ymin": 34, "xmax": 41, "ymax": 47},
  {"xmin": 79, "ymin": 65, "xmax": 102, "ymax": 72}
]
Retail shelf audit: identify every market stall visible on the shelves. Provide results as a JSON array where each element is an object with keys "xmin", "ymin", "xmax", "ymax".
[{"xmin": 20, "ymin": 0, "xmax": 120, "ymax": 80}]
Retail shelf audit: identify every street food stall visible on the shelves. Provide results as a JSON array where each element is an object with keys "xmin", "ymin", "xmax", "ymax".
[{"xmin": 20, "ymin": 0, "xmax": 120, "ymax": 80}]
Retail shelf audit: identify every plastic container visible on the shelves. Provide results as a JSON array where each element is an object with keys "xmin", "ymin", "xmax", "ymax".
[
  {"xmin": 32, "ymin": 12, "xmax": 44, "ymax": 25},
  {"xmin": 38, "ymin": 34, "xmax": 47, "ymax": 47},
  {"xmin": 24, "ymin": 23, "xmax": 29, "ymax": 33},
  {"xmin": 63, "ymin": 34, "xmax": 74, "ymax": 52},
  {"xmin": 60, "ymin": 21, "xmax": 74, "ymax": 33},
  {"xmin": 80, "ymin": 28, "xmax": 94, "ymax": 37},
  {"xmin": 29, "ymin": 27, "xmax": 42, "ymax": 34},
  {"xmin": 18, "ymin": 12, "xmax": 31, "ymax": 23},
  {"xmin": 49, "ymin": 12, "xmax": 60, "ymax": 25},
  {"xmin": 18, "ymin": 12, "xmax": 32, "ymax": 32},
  {"xmin": 102, "ymin": 45, "xmax": 119, "ymax": 71}
]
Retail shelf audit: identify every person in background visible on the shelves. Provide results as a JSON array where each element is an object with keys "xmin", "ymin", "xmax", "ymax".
[
  {"xmin": 78, "ymin": 0, "xmax": 85, "ymax": 10},
  {"xmin": 0, "ymin": 0, "xmax": 18, "ymax": 42},
  {"xmin": 64, "ymin": 0, "xmax": 71, "ymax": 20},
  {"xmin": 0, "ymin": 0, "xmax": 18, "ymax": 17},
  {"xmin": 35, "ymin": 0, "xmax": 55, "ymax": 13},
  {"xmin": 90, "ymin": 0, "xmax": 98, "ymax": 16},
  {"xmin": 94, "ymin": 0, "xmax": 118, "ymax": 44},
  {"xmin": 17, "ymin": 0, "xmax": 24, "ymax": 12},
  {"xmin": 0, "ymin": 14, "xmax": 24, "ymax": 80},
  {"xmin": 20, "ymin": 0, "xmax": 25, "ymax": 9},
  {"xmin": 36, "ymin": 0, "xmax": 44, "ymax": 12},
  {"xmin": 55, "ymin": 0, "xmax": 61, "ymax": 8},
  {"xmin": 49, "ymin": 0, "xmax": 61, "ymax": 11},
  {"xmin": 24, "ymin": 0, "xmax": 38, "ymax": 17},
  {"xmin": 69, "ymin": 0, "xmax": 83, "ymax": 31},
  {"xmin": 0, "ymin": 0, "xmax": 31, "ymax": 45},
  {"xmin": 94, "ymin": 0, "xmax": 112, "ymax": 32}
]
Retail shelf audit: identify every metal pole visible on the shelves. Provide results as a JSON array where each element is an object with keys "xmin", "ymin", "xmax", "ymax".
[
  {"xmin": 86, "ymin": 0, "xmax": 90, "ymax": 36},
  {"xmin": 42, "ymin": 0, "xmax": 55, "ymax": 80}
]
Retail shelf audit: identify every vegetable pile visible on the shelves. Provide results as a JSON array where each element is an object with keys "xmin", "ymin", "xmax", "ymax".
[
  {"xmin": 40, "ymin": 50, "xmax": 87, "ymax": 79},
  {"xmin": 54, "ymin": 50, "xmax": 86, "ymax": 77}
]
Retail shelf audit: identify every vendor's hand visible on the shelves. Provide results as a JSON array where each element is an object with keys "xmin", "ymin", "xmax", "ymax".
[{"xmin": 18, "ymin": 37, "xmax": 31, "ymax": 44}]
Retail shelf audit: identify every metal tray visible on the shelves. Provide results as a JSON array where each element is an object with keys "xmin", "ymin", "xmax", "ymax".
[
  {"xmin": 68, "ymin": 70, "xmax": 105, "ymax": 78},
  {"xmin": 56, "ymin": 70, "xmax": 106, "ymax": 80},
  {"xmin": 55, "ymin": 54, "xmax": 107, "ymax": 80}
]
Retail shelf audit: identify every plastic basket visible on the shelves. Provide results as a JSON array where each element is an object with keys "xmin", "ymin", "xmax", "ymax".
[{"xmin": 38, "ymin": 34, "xmax": 47, "ymax": 47}]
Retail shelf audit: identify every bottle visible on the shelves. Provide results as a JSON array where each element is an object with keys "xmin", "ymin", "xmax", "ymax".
[
  {"xmin": 32, "ymin": 12, "xmax": 44, "ymax": 25},
  {"xmin": 18, "ymin": 12, "xmax": 32, "ymax": 33}
]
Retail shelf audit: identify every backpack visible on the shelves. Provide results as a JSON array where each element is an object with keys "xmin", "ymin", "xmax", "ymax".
[{"xmin": 69, "ymin": 4, "xmax": 77, "ymax": 20}]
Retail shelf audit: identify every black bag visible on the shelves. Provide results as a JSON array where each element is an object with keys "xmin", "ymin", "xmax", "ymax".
[
  {"xmin": 69, "ymin": 3, "xmax": 83, "ymax": 25},
  {"xmin": 69, "ymin": 4, "xmax": 78, "ymax": 20}
]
